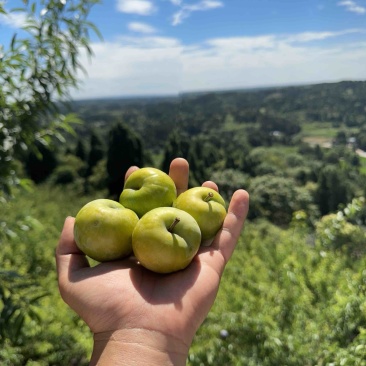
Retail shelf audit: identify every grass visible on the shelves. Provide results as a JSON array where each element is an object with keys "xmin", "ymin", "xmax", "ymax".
[
  {"xmin": 1, "ymin": 183, "xmax": 100, "ymax": 363},
  {"xmin": 300, "ymin": 122, "xmax": 338, "ymax": 138},
  {"xmin": 359, "ymin": 156, "xmax": 366, "ymax": 175}
]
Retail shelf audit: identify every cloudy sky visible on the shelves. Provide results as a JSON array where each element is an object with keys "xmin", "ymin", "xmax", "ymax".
[{"xmin": 1, "ymin": 0, "xmax": 366, "ymax": 99}]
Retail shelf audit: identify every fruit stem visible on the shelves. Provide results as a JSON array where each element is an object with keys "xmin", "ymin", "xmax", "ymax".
[
  {"xmin": 204, "ymin": 192, "xmax": 214, "ymax": 202},
  {"xmin": 168, "ymin": 217, "xmax": 180, "ymax": 232}
]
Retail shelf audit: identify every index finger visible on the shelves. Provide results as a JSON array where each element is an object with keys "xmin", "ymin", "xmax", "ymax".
[
  {"xmin": 213, "ymin": 189, "xmax": 249, "ymax": 262},
  {"xmin": 124, "ymin": 159, "xmax": 189, "ymax": 197},
  {"xmin": 55, "ymin": 217, "xmax": 90, "ymax": 284},
  {"xmin": 169, "ymin": 158, "xmax": 189, "ymax": 196}
]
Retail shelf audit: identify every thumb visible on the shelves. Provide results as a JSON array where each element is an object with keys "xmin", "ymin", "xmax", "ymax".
[{"xmin": 55, "ymin": 217, "xmax": 90, "ymax": 287}]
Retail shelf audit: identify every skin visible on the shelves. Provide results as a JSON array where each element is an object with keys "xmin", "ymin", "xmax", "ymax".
[{"xmin": 55, "ymin": 157, "xmax": 250, "ymax": 366}]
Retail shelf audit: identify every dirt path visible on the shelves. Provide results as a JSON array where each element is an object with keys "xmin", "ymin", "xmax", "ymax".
[{"xmin": 356, "ymin": 149, "xmax": 366, "ymax": 158}]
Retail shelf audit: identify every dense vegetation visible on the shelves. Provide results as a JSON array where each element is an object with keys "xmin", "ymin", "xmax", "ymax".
[{"xmin": 2, "ymin": 78, "xmax": 366, "ymax": 364}]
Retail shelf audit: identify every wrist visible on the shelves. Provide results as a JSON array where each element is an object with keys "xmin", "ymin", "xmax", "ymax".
[{"xmin": 90, "ymin": 328, "xmax": 189, "ymax": 366}]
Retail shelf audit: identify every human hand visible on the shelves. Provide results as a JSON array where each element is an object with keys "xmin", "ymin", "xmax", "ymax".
[{"xmin": 56, "ymin": 158, "xmax": 249, "ymax": 366}]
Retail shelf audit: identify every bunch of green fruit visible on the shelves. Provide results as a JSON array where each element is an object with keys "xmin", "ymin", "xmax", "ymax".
[{"xmin": 74, "ymin": 167, "xmax": 227, "ymax": 273}]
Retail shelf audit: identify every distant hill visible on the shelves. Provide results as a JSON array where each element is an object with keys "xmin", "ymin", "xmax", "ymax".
[
  {"xmin": 70, "ymin": 80, "xmax": 366, "ymax": 107},
  {"xmin": 66, "ymin": 80, "xmax": 366, "ymax": 150}
]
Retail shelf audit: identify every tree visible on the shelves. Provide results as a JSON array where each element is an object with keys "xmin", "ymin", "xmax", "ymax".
[
  {"xmin": 315, "ymin": 165, "xmax": 349, "ymax": 216},
  {"xmin": 0, "ymin": 0, "xmax": 101, "ymax": 197},
  {"xmin": 248, "ymin": 175, "xmax": 314, "ymax": 225},
  {"xmin": 333, "ymin": 129, "xmax": 348, "ymax": 145},
  {"xmin": 161, "ymin": 130, "xmax": 190, "ymax": 173},
  {"xmin": 75, "ymin": 139, "xmax": 87, "ymax": 162},
  {"xmin": 187, "ymin": 136, "xmax": 221, "ymax": 187},
  {"xmin": 86, "ymin": 130, "xmax": 104, "ymax": 177},
  {"xmin": 24, "ymin": 141, "xmax": 58, "ymax": 183},
  {"xmin": 106, "ymin": 122, "xmax": 144, "ymax": 199},
  {"xmin": 0, "ymin": 0, "xmax": 101, "ymax": 357},
  {"xmin": 356, "ymin": 127, "xmax": 366, "ymax": 151},
  {"xmin": 316, "ymin": 197, "xmax": 366, "ymax": 258}
]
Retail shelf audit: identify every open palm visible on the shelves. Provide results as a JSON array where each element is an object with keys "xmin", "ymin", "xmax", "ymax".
[{"xmin": 56, "ymin": 158, "xmax": 249, "ymax": 361}]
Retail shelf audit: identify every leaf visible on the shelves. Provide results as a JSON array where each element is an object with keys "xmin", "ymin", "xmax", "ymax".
[
  {"xmin": 84, "ymin": 20, "xmax": 103, "ymax": 41},
  {"xmin": 63, "ymin": 112, "xmax": 83, "ymax": 126},
  {"xmin": 12, "ymin": 312, "xmax": 25, "ymax": 341},
  {"xmin": 10, "ymin": 7, "xmax": 27, "ymax": 13},
  {"xmin": 0, "ymin": 270, "xmax": 23, "ymax": 280},
  {"xmin": 18, "ymin": 178, "xmax": 34, "ymax": 192},
  {"xmin": 10, "ymin": 34, "xmax": 17, "ymax": 50}
]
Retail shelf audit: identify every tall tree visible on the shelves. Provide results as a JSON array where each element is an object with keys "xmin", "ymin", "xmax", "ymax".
[
  {"xmin": 25, "ymin": 142, "xmax": 58, "ymax": 183},
  {"xmin": 161, "ymin": 130, "xmax": 190, "ymax": 173},
  {"xmin": 186, "ymin": 136, "xmax": 222, "ymax": 187},
  {"xmin": 315, "ymin": 165, "xmax": 349, "ymax": 215},
  {"xmin": 0, "ymin": 0, "xmax": 101, "ymax": 355},
  {"xmin": 75, "ymin": 139, "xmax": 87, "ymax": 162},
  {"xmin": 86, "ymin": 131, "xmax": 104, "ymax": 177},
  {"xmin": 106, "ymin": 122, "xmax": 144, "ymax": 199},
  {"xmin": 0, "ymin": 0, "xmax": 101, "ymax": 197}
]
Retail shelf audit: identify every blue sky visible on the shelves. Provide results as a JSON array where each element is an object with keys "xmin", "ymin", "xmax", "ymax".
[{"xmin": 1, "ymin": 0, "xmax": 366, "ymax": 99}]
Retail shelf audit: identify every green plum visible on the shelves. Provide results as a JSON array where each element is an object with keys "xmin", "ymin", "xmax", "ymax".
[
  {"xmin": 132, "ymin": 207, "xmax": 201, "ymax": 274},
  {"xmin": 119, "ymin": 167, "xmax": 177, "ymax": 218},
  {"xmin": 74, "ymin": 199, "xmax": 139, "ymax": 262},
  {"xmin": 173, "ymin": 187, "xmax": 226, "ymax": 245}
]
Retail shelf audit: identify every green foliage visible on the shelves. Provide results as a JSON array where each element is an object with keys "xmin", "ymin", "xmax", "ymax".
[
  {"xmin": 248, "ymin": 174, "xmax": 315, "ymax": 225},
  {"xmin": 315, "ymin": 197, "xmax": 366, "ymax": 257},
  {"xmin": 315, "ymin": 165, "xmax": 350, "ymax": 215},
  {"xmin": 161, "ymin": 131, "xmax": 223, "ymax": 186},
  {"xmin": 188, "ymin": 217, "xmax": 366, "ymax": 365},
  {"xmin": 0, "ymin": 270, "xmax": 47, "ymax": 345},
  {"xmin": 75, "ymin": 138, "xmax": 87, "ymax": 163},
  {"xmin": 106, "ymin": 122, "xmax": 144, "ymax": 198},
  {"xmin": 0, "ymin": 185, "xmax": 96, "ymax": 364},
  {"xmin": 49, "ymin": 154, "xmax": 86, "ymax": 188},
  {"xmin": 258, "ymin": 113, "xmax": 301, "ymax": 136},
  {"xmin": 85, "ymin": 158, "xmax": 108, "ymax": 192},
  {"xmin": 187, "ymin": 137, "xmax": 218, "ymax": 187},
  {"xmin": 161, "ymin": 130, "xmax": 190, "ymax": 173},
  {"xmin": 86, "ymin": 130, "xmax": 105, "ymax": 177},
  {"xmin": 0, "ymin": 0, "xmax": 100, "ymax": 195},
  {"xmin": 2, "ymin": 181, "xmax": 366, "ymax": 364},
  {"xmin": 24, "ymin": 141, "xmax": 58, "ymax": 183},
  {"xmin": 210, "ymin": 169, "xmax": 249, "ymax": 201}
]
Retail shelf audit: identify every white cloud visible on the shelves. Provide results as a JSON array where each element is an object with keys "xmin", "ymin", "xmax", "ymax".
[
  {"xmin": 338, "ymin": 0, "xmax": 366, "ymax": 14},
  {"xmin": 116, "ymin": 0, "xmax": 156, "ymax": 15},
  {"xmin": 117, "ymin": 35, "xmax": 180, "ymax": 48},
  {"xmin": 71, "ymin": 29, "xmax": 366, "ymax": 99},
  {"xmin": 172, "ymin": 0, "xmax": 224, "ymax": 25},
  {"xmin": 284, "ymin": 29, "xmax": 365, "ymax": 42},
  {"xmin": 128, "ymin": 22, "xmax": 157, "ymax": 34},
  {"xmin": 0, "ymin": 12, "xmax": 27, "ymax": 28},
  {"xmin": 186, "ymin": 0, "xmax": 224, "ymax": 11},
  {"xmin": 74, "ymin": 37, "xmax": 183, "ymax": 98}
]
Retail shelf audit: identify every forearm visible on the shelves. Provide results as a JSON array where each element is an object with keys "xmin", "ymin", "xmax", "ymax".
[{"xmin": 90, "ymin": 329, "xmax": 189, "ymax": 366}]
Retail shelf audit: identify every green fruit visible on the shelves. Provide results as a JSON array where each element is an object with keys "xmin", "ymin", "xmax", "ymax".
[
  {"xmin": 74, "ymin": 199, "xmax": 139, "ymax": 262},
  {"xmin": 132, "ymin": 207, "xmax": 201, "ymax": 274},
  {"xmin": 173, "ymin": 187, "xmax": 226, "ymax": 245},
  {"xmin": 119, "ymin": 167, "xmax": 177, "ymax": 218}
]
